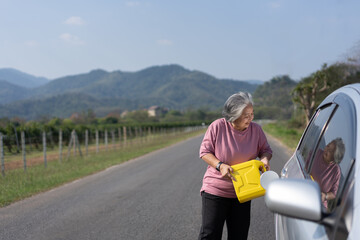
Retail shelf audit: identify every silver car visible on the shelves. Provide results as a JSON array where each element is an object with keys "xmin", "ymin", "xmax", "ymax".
[{"xmin": 265, "ymin": 83, "xmax": 360, "ymax": 240}]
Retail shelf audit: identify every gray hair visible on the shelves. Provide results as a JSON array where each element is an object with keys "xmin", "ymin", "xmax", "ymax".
[
  {"xmin": 222, "ymin": 92, "xmax": 254, "ymax": 122},
  {"xmin": 332, "ymin": 138, "xmax": 345, "ymax": 164}
]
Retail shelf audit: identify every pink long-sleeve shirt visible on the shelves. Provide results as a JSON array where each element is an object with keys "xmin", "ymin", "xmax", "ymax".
[
  {"xmin": 310, "ymin": 149, "xmax": 341, "ymax": 208},
  {"xmin": 199, "ymin": 118, "xmax": 273, "ymax": 198}
]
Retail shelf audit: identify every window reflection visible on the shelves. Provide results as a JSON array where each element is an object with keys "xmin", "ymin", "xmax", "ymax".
[
  {"xmin": 310, "ymin": 138, "xmax": 345, "ymax": 209},
  {"xmin": 307, "ymin": 100, "xmax": 354, "ymax": 213},
  {"xmin": 298, "ymin": 104, "xmax": 335, "ymax": 170}
]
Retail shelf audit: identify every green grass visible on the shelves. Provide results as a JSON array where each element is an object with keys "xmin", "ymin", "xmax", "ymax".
[
  {"xmin": 262, "ymin": 121, "xmax": 304, "ymax": 151},
  {"xmin": 0, "ymin": 129, "xmax": 205, "ymax": 207}
]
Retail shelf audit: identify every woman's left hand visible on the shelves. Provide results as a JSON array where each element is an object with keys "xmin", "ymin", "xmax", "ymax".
[
  {"xmin": 260, "ymin": 158, "xmax": 270, "ymax": 172},
  {"xmin": 260, "ymin": 152, "xmax": 272, "ymax": 171}
]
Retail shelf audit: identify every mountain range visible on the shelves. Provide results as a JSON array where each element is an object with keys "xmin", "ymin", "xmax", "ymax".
[
  {"xmin": 0, "ymin": 65, "xmax": 260, "ymax": 120},
  {"xmin": 0, "ymin": 68, "xmax": 49, "ymax": 89}
]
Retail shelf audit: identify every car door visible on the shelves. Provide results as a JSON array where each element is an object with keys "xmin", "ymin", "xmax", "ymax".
[{"xmin": 277, "ymin": 94, "xmax": 356, "ymax": 240}]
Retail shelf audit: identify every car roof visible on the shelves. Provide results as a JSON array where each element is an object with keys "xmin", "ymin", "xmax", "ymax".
[{"xmin": 319, "ymin": 83, "xmax": 360, "ymax": 108}]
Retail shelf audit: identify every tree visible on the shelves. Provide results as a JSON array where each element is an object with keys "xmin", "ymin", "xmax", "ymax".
[
  {"xmin": 0, "ymin": 118, "xmax": 10, "ymax": 129},
  {"xmin": 292, "ymin": 62, "xmax": 360, "ymax": 124},
  {"xmin": 123, "ymin": 110, "xmax": 155, "ymax": 123},
  {"xmin": 48, "ymin": 117, "xmax": 62, "ymax": 127},
  {"xmin": 292, "ymin": 64, "xmax": 330, "ymax": 124},
  {"xmin": 102, "ymin": 116, "xmax": 119, "ymax": 124}
]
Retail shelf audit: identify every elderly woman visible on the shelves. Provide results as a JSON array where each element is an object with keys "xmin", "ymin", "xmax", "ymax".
[
  {"xmin": 198, "ymin": 92, "xmax": 272, "ymax": 240},
  {"xmin": 310, "ymin": 138, "xmax": 345, "ymax": 209}
]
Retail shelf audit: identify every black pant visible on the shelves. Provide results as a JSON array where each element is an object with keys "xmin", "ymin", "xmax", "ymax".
[{"xmin": 198, "ymin": 191, "xmax": 251, "ymax": 240}]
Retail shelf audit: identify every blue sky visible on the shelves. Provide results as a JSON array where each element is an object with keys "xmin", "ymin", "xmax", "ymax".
[{"xmin": 1, "ymin": 0, "xmax": 360, "ymax": 82}]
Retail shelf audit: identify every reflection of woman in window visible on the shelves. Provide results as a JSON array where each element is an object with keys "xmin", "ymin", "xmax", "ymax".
[{"xmin": 311, "ymin": 138, "xmax": 345, "ymax": 209}]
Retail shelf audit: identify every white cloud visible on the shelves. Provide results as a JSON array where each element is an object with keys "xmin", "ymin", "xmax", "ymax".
[
  {"xmin": 60, "ymin": 33, "xmax": 85, "ymax": 45},
  {"xmin": 64, "ymin": 16, "xmax": 85, "ymax": 26},
  {"xmin": 126, "ymin": 1, "xmax": 140, "ymax": 7},
  {"xmin": 157, "ymin": 39, "xmax": 173, "ymax": 46}
]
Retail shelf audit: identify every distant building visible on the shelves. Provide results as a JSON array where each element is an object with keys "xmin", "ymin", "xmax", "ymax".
[
  {"xmin": 148, "ymin": 106, "xmax": 168, "ymax": 117},
  {"xmin": 70, "ymin": 112, "xmax": 81, "ymax": 121},
  {"xmin": 120, "ymin": 110, "xmax": 129, "ymax": 118}
]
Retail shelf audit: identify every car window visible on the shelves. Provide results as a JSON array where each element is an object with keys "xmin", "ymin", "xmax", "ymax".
[
  {"xmin": 308, "ymin": 101, "xmax": 355, "ymax": 213},
  {"xmin": 297, "ymin": 104, "xmax": 336, "ymax": 171}
]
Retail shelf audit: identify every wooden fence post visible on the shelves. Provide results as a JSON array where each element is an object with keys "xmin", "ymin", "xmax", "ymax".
[
  {"xmin": 111, "ymin": 130, "xmax": 115, "ymax": 150},
  {"xmin": 105, "ymin": 129, "xmax": 108, "ymax": 151},
  {"xmin": 59, "ymin": 129, "xmax": 63, "ymax": 162},
  {"xmin": 66, "ymin": 130, "xmax": 74, "ymax": 160},
  {"xmin": 43, "ymin": 131, "xmax": 47, "ymax": 168},
  {"xmin": 118, "ymin": 128, "xmax": 122, "ymax": 148},
  {"xmin": 96, "ymin": 130, "xmax": 99, "ymax": 153},
  {"xmin": 123, "ymin": 126, "xmax": 127, "ymax": 146},
  {"xmin": 14, "ymin": 126, "xmax": 20, "ymax": 153},
  {"xmin": 0, "ymin": 133, "xmax": 4, "ymax": 176},
  {"xmin": 128, "ymin": 127, "xmax": 132, "ymax": 146},
  {"xmin": 72, "ymin": 130, "xmax": 76, "ymax": 156},
  {"xmin": 21, "ymin": 131, "xmax": 26, "ymax": 172},
  {"xmin": 66, "ymin": 130, "xmax": 83, "ymax": 159},
  {"xmin": 85, "ymin": 129, "xmax": 88, "ymax": 156}
]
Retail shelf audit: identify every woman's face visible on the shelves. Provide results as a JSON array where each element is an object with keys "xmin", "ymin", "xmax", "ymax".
[
  {"xmin": 232, "ymin": 105, "xmax": 254, "ymax": 131},
  {"xmin": 323, "ymin": 141, "xmax": 336, "ymax": 163}
]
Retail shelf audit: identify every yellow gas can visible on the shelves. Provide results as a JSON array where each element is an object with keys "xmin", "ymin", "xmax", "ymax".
[{"xmin": 231, "ymin": 160, "xmax": 266, "ymax": 203}]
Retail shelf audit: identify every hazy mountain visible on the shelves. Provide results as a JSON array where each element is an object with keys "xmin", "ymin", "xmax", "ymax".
[
  {"xmin": 30, "ymin": 65, "xmax": 258, "ymax": 101},
  {"xmin": 0, "ymin": 68, "xmax": 49, "ymax": 88},
  {"xmin": 0, "ymin": 93, "xmax": 144, "ymax": 120},
  {"xmin": 245, "ymin": 80, "xmax": 265, "ymax": 85},
  {"xmin": 0, "ymin": 64, "xmax": 259, "ymax": 120},
  {"xmin": 0, "ymin": 80, "xmax": 29, "ymax": 104},
  {"xmin": 222, "ymin": 79, "xmax": 264, "ymax": 85},
  {"xmin": 30, "ymin": 69, "xmax": 109, "ymax": 97}
]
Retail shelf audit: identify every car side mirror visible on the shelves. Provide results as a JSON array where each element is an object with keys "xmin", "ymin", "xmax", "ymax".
[{"xmin": 265, "ymin": 179, "xmax": 322, "ymax": 221}]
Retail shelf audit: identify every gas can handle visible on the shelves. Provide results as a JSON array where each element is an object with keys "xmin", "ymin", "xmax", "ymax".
[{"xmin": 257, "ymin": 161, "xmax": 266, "ymax": 173}]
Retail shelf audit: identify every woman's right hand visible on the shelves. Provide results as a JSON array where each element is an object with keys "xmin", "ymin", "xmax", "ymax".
[
  {"xmin": 200, "ymin": 154, "xmax": 236, "ymax": 181},
  {"xmin": 220, "ymin": 163, "xmax": 236, "ymax": 181}
]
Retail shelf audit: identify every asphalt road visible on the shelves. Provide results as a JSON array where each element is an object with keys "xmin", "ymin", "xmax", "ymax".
[{"xmin": 0, "ymin": 133, "xmax": 292, "ymax": 240}]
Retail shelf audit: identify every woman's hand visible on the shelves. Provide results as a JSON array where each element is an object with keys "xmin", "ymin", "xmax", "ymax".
[
  {"xmin": 260, "ymin": 152, "xmax": 272, "ymax": 171},
  {"xmin": 200, "ymin": 153, "xmax": 236, "ymax": 180},
  {"xmin": 321, "ymin": 192, "xmax": 327, "ymax": 202},
  {"xmin": 322, "ymin": 192, "xmax": 335, "ymax": 202},
  {"xmin": 260, "ymin": 158, "xmax": 270, "ymax": 172},
  {"xmin": 220, "ymin": 163, "xmax": 236, "ymax": 181}
]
